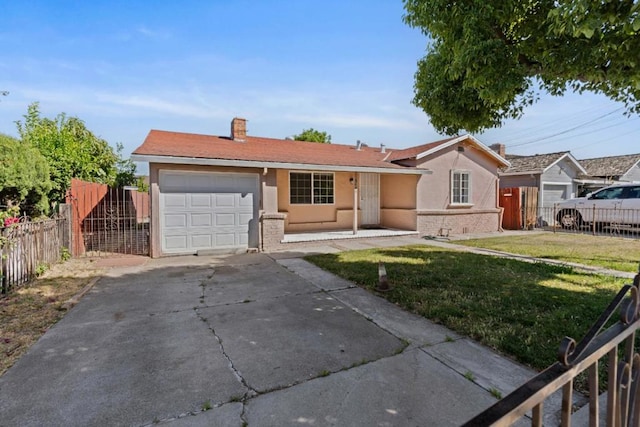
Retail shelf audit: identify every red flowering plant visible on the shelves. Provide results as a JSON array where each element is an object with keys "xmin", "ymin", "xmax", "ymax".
[
  {"xmin": 3, "ymin": 217, "xmax": 19, "ymax": 227},
  {"xmin": 0, "ymin": 206, "xmax": 21, "ymax": 229}
]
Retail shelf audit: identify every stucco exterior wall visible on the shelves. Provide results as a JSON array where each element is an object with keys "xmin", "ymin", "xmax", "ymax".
[
  {"xmin": 379, "ymin": 174, "xmax": 417, "ymax": 230},
  {"xmin": 276, "ymin": 169, "xmax": 357, "ymax": 232},
  {"xmin": 417, "ymin": 209, "xmax": 500, "ymax": 236},
  {"xmin": 412, "ymin": 143, "xmax": 502, "ymax": 236},
  {"xmin": 415, "ymin": 144, "xmax": 499, "ymax": 211}
]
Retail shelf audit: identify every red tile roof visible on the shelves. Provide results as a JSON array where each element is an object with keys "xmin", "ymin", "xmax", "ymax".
[{"xmin": 134, "ymin": 130, "xmax": 439, "ymax": 170}]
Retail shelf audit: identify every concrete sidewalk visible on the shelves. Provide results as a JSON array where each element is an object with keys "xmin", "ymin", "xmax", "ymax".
[{"xmin": 0, "ymin": 233, "xmax": 598, "ymax": 426}]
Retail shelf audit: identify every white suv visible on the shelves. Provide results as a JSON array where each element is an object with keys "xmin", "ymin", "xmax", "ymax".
[{"xmin": 555, "ymin": 183, "xmax": 640, "ymax": 229}]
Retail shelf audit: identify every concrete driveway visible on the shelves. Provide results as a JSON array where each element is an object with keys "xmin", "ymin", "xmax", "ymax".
[{"xmin": 0, "ymin": 250, "xmax": 544, "ymax": 426}]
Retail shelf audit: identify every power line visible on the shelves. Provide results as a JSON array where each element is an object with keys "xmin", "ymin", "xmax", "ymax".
[{"xmin": 506, "ymin": 107, "xmax": 625, "ymax": 148}]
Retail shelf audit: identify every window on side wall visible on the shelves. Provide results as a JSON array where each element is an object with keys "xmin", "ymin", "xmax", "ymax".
[
  {"xmin": 451, "ymin": 170, "xmax": 471, "ymax": 205},
  {"xmin": 290, "ymin": 172, "xmax": 334, "ymax": 205}
]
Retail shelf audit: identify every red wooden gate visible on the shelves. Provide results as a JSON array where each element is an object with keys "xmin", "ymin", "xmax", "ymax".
[{"xmin": 500, "ymin": 187, "xmax": 521, "ymax": 230}]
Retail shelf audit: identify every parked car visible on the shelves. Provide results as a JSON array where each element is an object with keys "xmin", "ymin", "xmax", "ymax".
[{"xmin": 555, "ymin": 183, "xmax": 640, "ymax": 229}]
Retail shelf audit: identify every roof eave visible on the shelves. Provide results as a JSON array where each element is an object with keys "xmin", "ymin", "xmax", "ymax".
[
  {"xmin": 542, "ymin": 152, "xmax": 588, "ymax": 175},
  {"xmin": 413, "ymin": 135, "xmax": 511, "ymax": 167},
  {"xmin": 131, "ymin": 154, "xmax": 432, "ymax": 175},
  {"xmin": 499, "ymin": 170, "xmax": 543, "ymax": 176}
]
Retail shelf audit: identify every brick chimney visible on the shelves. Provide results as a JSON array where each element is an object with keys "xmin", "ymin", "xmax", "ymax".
[
  {"xmin": 231, "ymin": 117, "xmax": 247, "ymax": 141},
  {"xmin": 489, "ymin": 143, "xmax": 506, "ymax": 158}
]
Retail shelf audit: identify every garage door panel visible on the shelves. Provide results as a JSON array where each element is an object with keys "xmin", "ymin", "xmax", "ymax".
[
  {"xmin": 164, "ymin": 194, "xmax": 187, "ymax": 208},
  {"xmin": 191, "ymin": 234, "xmax": 213, "ymax": 248},
  {"xmin": 214, "ymin": 194, "xmax": 235, "ymax": 207},
  {"xmin": 190, "ymin": 194, "xmax": 213, "ymax": 208},
  {"xmin": 159, "ymin": 171, "xmax": 259, "ymax": 254},
  {"xmin": 164, "ymin": 214, "xmax": 187, "ymax": 228},
  {"xmin": 215, "ymin": 233, "xmax": 236, "ymax": 246},
  {"xmin": 215, "ymin": 213, "xmax": 237, "ymax": 227},
  {"xmin": 191, "ymin": 213, "xmax": 212, "ymax": 227},
  {"xmin": 164, "ymin": 235, "xmax": 188, "ymax": 252}
]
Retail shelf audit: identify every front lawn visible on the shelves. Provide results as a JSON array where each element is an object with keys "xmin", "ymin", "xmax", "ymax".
[
  {"xmin": 456, "ymin": 233, "xmax": 640, "ymax": 273},
  {"xmin": 306, "ymin": 245, "xmax": 630, "ymax": 371}
]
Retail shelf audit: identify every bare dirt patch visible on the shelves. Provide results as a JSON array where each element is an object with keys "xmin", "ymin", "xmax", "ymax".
[{"xmin": 0, "ymin": 258, "xmax": 104, "ymax": 376}]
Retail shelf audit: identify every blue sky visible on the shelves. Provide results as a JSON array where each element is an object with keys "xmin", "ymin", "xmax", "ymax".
[{"xmin": 1, "ymin": 0, "xmax": 638, "ymax": 172}]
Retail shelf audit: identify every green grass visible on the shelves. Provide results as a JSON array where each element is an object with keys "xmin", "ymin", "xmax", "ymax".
[
  {"xmin": 456, "ymin": 233, "xmax": 640, "ymax": 273},
  {"xmin": 305, "ymin": 245, "xmax": 629, "ymax": 371}
]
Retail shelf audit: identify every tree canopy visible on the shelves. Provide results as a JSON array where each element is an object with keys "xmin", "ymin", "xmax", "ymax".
[
  {"xmin": 0, "ymin": 133, "xmax": 51, "ymax": 216},
  {"xmin": 15, "ymin": 103, "xmax": 138, "ymax": 202},
  {"xmin": 403, "ymin": 0, "xmax": 640, "ymax": 134},
  {"xmin": 292, "ymin": 128, "xmax": 332, "ymax": 143}
]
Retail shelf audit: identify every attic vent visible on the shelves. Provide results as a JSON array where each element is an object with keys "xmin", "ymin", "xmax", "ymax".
[
  {"xmin": 356, "ymin": 140, "xmax": 362, "ymax": 151},
  {"xmin": 457, "ymin": 146, "xmax": 465, "ymax": 152},
  {"xmin": 381, "ymin": 143, "xmax": 386, "ymax": 153}
]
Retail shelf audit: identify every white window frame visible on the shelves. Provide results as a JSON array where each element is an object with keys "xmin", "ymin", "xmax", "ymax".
[
  {"xmin": 289, "ymin": 171, "xmax": 335, "ymax": 205},
  {"xmin": 450, "ymin": 170, "xmax": 472, "ymax": 206}
]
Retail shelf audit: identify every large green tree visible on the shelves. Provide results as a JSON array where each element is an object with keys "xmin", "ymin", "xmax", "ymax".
[
  {"xmin": 403, "ymin": 0, "xmax": 640, "ymax": 134},
  {"xmin": 0, "ymin": 133, "xmax": 51, "ymax": 216},
  {"xmin": 16, "ymin": 103, "xmax": 137, "ymax": 202},
  {"xmin": 292, "ymin": 128, "xmax": 332, "ymax": 143}
]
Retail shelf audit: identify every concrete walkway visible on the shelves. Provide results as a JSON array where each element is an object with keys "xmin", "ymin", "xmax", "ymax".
[{"xmin": 1, "ymin": 231, "xmax": 621, "ymax": 426}]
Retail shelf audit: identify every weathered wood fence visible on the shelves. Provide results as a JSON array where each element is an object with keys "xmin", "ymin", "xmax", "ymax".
[{"xmin": 0, "ymin": 218, "xmax": 68, "ymax": 294}]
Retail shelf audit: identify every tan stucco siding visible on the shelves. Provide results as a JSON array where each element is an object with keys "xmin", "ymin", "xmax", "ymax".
[
  {"xmin": 276, "ymin": 169, "xmax": 356, "ymax": 231},
  {"xmin": 380, "ymin": 174, "xmax": 417, "ymax": 209},
  {"xmin": 379, "ymin": 174, "xmax": 417, "ymax": 230},
  {"xmin": 415, "ymin": 144, "xmax": 499, "ymax": 211}
]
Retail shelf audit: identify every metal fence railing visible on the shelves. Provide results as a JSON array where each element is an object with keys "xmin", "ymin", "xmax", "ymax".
[
  {"xmin": 0, "ymin": 217, "xmax": 68, "ymax": 294},
  {"xmin": 517, "ymin": 207, "xmax": 640, "ymax": 239},
  {"xmin": 464, "ymin": 270, "xmax": 640, "ymax": 426}
]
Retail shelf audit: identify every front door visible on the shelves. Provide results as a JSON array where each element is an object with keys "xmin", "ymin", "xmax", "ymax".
[{"xmin": 359, "ymin": 173, "xmax": 380, "ymax": 226}]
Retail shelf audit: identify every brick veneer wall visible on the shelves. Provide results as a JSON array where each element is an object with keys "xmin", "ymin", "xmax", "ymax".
[
  {"xmin": 261, "ymin": 213, "xmax": 286, "ymax": 251},
  {"xmin": 416, "ymin": 209, "xmax": 500, "ymax": 237}
]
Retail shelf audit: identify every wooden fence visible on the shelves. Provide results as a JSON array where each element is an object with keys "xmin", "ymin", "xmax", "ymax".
[{"xmin": 0, "ymin": 218, "xmax": 68, "ymax": 294}]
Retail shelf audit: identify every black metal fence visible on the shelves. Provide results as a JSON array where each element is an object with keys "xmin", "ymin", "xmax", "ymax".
[
  {"xmin": 0, "ymin": 217, "xmax": 68, "ymax": 294},
  {"xmin": 520, "ymin": 207, "xmax": 640, "ymax": 239}
]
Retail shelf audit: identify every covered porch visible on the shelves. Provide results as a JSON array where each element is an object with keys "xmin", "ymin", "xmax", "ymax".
[{"xmin": 259, "ymin": 167, "xmax": 425, "ymax": 250}]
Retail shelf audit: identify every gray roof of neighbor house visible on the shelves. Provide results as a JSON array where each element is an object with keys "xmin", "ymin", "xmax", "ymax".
[
  {"xmin": 579, "ymin": 154, "xmax": 640, "ymax": 177},
  {"xmin": 502, "ymin": 151, "xmax": 572, "ymax": 174}
]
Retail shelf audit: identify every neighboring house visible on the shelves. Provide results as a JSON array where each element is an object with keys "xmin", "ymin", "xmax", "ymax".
[
  {"xmin": 578, "ymin": 154, "xmax": 640, "ymax": 193},
  {"xmin": 131, "ymin": 118, "xmax": 509, "ymax": 256},
  {"xmin": 496, "ymin": 150, "xmax": 587, "ymax": 225}
]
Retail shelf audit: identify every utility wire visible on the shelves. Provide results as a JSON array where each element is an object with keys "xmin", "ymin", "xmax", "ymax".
[{"xmin": 506, "ymin": 107, "xmax": 625, "ymax": 148}]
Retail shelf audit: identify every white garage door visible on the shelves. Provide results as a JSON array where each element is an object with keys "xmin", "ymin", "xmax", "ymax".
[
  {"xmin": 542, "ymin": 184, "xmax": 569, "ymax": 208},
  {"xmin": 159, "ymin": 171, "xmax": 259, "ymax": 254}
]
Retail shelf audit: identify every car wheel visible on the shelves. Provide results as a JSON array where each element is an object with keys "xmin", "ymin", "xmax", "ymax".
[{"xmin": 557, "ymin": 210, "xmax": 582, "ymax": 229}]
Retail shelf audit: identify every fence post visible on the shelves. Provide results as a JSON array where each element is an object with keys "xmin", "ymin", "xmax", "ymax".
[
  {"xmin": 59, "ymin": 204, "xmax": 72, "ymax": 253},
  {"xmin": 592, "ymin": 205, "xmax": 597, "ymax": 235},
  {"xmin": 553, "ymin": 204, "xmax": 557, "ymax": 234}
]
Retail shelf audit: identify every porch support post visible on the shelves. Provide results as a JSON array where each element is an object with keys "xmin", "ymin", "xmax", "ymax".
[{"xmin": 353, "ymin": 183, "xmax": 358, "ymax": 235}]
